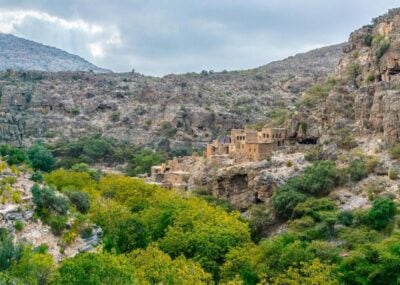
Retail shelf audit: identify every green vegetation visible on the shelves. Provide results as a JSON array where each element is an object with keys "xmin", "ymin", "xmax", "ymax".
[
  {"xmin": 273, "ymin": 161, "xmax": 340, "ymax": 218},
  {"xmin": 266, "ymin": 108, "xmax": 289, "ymax": 127},
  {"xmin": 0, "ymin": 138, "xmax": 398, "ymax": 284},
  {"xmin": 347, "ymin": 159, "xmax": 367, "ymax": 182},
  {"xmin": 364, "ymin": 34, "xmax": 373, "ymax": 46},
  {"xmin": 298, "ymin": 77, "xmax": 336, "ymax": 107},
  {"xmin": 348, "ymin": 63, "xmax": 361, "ymax": 80},
  {"xmin": 49, "ymin": 135, "xmax": 199, "ymax": 176},
  {"xmin": 375, "ymin": 39, "xmax": 390, "ymax": 60}
]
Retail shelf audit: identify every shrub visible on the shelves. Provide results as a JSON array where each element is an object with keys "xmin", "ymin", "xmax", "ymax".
[
  {"xmin": 31, "ymin": 184, "xmax": 69, "ymax": 215},
  {"xmin": 348, "ymin": 63, "xmax": 361, "ymax": 80},
  {"xmin": 366, "ymin": 156, "xmax": 379, "ymax": 173},
  {"xmin": 389, "ymin": 143, "xmax": 400, "ymax": 160},
  {"xmin": 0, "ymin": 229, "xmax": 19, "ymax": 270},
  {"xmin": 27, "ymin": 143, "xmax": 54, "ymax": 172},
  {"xmin": 14, "ymin": 221, "xmax": 24, "ymax": 232},
  {"xmin": 337, "ymin": 210, "xmax": 354, "ymax": 226},
  {"xmin": 366, "ymin": 198, "xmax": 396, "ymax": 230},
  {"xmin": 47, "ymin": 215, "xmax": 68, "ymax": 236},
  {"xmin": 366, "ymin": 72, "xmax": 375, "ymax": 82},
  {"xmin": 30, "ymin": 171, "xmax": 43, "ymax": 182},
  {"xmin": 0, "ymin": 145, "xmax": 28, "ymax": 166},
  {"xmin": 389, "ymin": 169, "xmax": 398, "ymax": 180},
  {"xmin": 375, "ymin": 39, "xmax": 390, "ymax": 60},
  {"xmin": 273, "ymin": 161, "xmax": 339, "ymax": 218},
  {"xmin": 298, "ymin": 79, "xmax": 336, "ymax": 107},
  {"xmin": 304, "ymin": 147, "xmax": 323, "ymax": 162},
  {"xmin": 292, "ymin": 198, "xmax": 337, "ymax": 220},
  {"xmin": 347, "ymin": 159, "xmax": 367, "ymax": 182},
  {"xmin": 294, "ymin": 161, "xmax": 339, "ymax": 195},
  {"xmin": 273, "ymin": 188, "xmax": 308, "ymax": 219},
  {"xmin": 364, "ymin": 34, "xmax": 373, "ymax": 46},
  {"xmin": 66, "ymin": 191, "xmax": 90, "ymax": 214}
]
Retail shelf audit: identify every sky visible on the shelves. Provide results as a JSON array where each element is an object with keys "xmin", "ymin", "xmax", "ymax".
[{"xmin": 0, "ymin": 1, "xmax": 398, "ymax": 76}]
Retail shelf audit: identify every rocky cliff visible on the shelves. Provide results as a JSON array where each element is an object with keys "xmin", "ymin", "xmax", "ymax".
[
  {"xmin": 0, "ymin": 44, "xmax": 343, "ymax": 148},
  {"xmin": 289, "ymin": 8, "xmax": 400, "ymax": 144},
  {"xmin": 0, "ymin": 33, "xmax": 109, "ymax": 73}
]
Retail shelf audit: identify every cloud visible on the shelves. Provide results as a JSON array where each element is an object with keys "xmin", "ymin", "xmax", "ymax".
[
  {"xmin": 0, "ymin": 1, "xmax": 399, "ymax": 75},
  {"xmin": 0, "ymin": 9, "xmax": 121, "ymax": 61}
]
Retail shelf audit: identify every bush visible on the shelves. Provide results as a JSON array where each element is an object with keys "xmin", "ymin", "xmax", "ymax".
[
  {"xmin": 304, "ymin": 147, "xmax": 323, "ymax": 162},
  {"xmin": 298, "ymin": 79, "xmax": 336, "ymax": 107},
  {"xmin": 14, "ymin": 221, "xmax": 24, "ymax": 232},
  {"xmin": 389, "ymin": 169, "xmax": 398, "ymax": 180},
  {"xmin": 337, "ymin": 210, "xmax": 354, "ymax": 226},
  {"xmin": 366, "ymin": 156, "xmax": 379, "ymax": 173},
  {"xmin": 347, "ymin": 159, "xmax": 367, "ymax": 182},
  {"xmin": 30, "ymin": 171, "xmax": 43, "ymax": 183},
  {"xmin": 364, "ymin": 34, "xmax": 373, "ymax": 46},
  {"xmin": 27, "ymin": 143, "xmax": 54, "ymax": 172},
  {"xmin": 366, "ymin": 198, "xmax": 396, "ymax": 230},
  {"xmin": 389, "ymin": 143, "xmax": 400, "ymax": 160},
  {"xmin": 0, "ymin": 145, "xmax": 28, "ymax": 166},
  {"xmin": 273, "ymin": 188, "xmax": 308, "ymax": 219},
  {"xmin": 31, "ymin": 184, "xmax": 69, "ymax": 215},
  {"xmin": 273, "ymin": 161, "xmax": 339, "ymax": 218},
  {"xmin": 0, "ymin": 229, "xmax": 19, "ymax": 270},
  {"xmin": 47, "ymin": 215, "xmax": 68, "ymax": 236},
  {"xmin": 348, "ymin": 63, "xmax": 361, "ymax": 80},
  {"xmin": 294, "ymin": 161, "xmax": 339, "ymax": 195},
  {"xmin": 375, "ymin": 39, "xmax": 390, "ymax": 60},
  {"xmin": 292, "ymin": 198, "xmax": 337, "ymax": 220},
  {"xmin": 66, "ymin": 191, "xmax": 90, "ymax": 214}
]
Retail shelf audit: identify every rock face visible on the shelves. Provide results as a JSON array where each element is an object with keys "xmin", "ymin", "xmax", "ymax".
[
  {"xmin": 0, "ymin": 33, "xmax": 109, "ymax": 73},
  {"xmin": 187, "ymin": 152, "xmax": 309, "ymax": 210},
  {"xmin": 338, "ymin": 8, "xmax": 400, "ymax": 142},
  {"xmin": 0, "ymin": 43, "xmax": 343, "ymax": 148},
  {"xmin": 288, "ymin": 8, "xmax": 400, "ymax": 144}
]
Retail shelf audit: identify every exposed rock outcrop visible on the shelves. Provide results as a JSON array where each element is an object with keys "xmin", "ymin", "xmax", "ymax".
[{"xmin": 0, "ymin": 43, "xmax": 344, "ymax": 148}]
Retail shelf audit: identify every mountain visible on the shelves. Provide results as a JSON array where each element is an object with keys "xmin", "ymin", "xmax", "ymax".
[
  {"xmin": 0, "ymin": 33, "xmax": 110, "ymax": 73},
  {"xmin": 0, "ymin": 43, "xmax": 343, "ymax": 147}
]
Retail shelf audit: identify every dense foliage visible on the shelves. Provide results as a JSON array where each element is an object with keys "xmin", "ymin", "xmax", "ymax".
[{"xmin": 0, "ymin": 145, "xmax": 398, "ymax": 284}]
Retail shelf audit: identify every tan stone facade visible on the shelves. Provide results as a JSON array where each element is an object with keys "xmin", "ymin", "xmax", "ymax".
[
  {"xmin": 148, "ymin": 157, "xmax": 191, "ymax": 190},
  {"xmin": 147, "ymin": 127, "xmax": 286, "ymax": 189},
  {"xmin": 206, "ymin": 127, "xmax": 286, "ymax": 161}
]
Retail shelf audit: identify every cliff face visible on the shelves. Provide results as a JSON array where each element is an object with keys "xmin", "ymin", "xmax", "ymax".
[
  {"xmin": 288, "ymin": 8, "xmax": 400, "ymax": 144},
  {"xmin": 0, "ymin": 44, "xmax": 343, "ymax": 148}
]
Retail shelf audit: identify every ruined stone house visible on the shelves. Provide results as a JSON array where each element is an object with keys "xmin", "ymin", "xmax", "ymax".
[{"xmin": 206, "ymin": 127, "xmax": 286, "ymax": 161}]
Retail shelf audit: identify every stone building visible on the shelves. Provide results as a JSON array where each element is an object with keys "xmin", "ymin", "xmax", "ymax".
[
  {"xmin": 148, "ymin": 157, "xmax": 191, "ymax": 190},
  {"xmin": 206, "ymin": 127, "xmax": 286, "ymax": 161}
]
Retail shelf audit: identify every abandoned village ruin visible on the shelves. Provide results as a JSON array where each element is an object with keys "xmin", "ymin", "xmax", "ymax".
[{"xmin": 148, "ymin": 127, "xmax": 287, "ymax": 190}]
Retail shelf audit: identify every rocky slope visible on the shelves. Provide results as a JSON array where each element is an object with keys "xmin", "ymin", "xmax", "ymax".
[
  {"xmin": 0, "ymin": 33, "xmax": 109, "ymax": 73},
  {"xmin": 0, "ymin": 44, "xmax": 343, "ymax": 148},
  {"xmin": 288, "ymin": 8, "xmax": 400, "ymax": 144},
  {"xmin": 0, "ymin": 164, "xmax": 102, "ymax": 261}
]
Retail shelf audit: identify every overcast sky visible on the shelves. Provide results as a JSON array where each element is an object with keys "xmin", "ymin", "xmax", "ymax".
[{"xmin": 0, "ymin": 1, "xmax": 398, "ymax": 75}]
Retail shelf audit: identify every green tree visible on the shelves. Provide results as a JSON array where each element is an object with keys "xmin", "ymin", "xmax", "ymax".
[
  {"xmin": 28, "ymin": 143, "xmax": 55, "ymax": 172},
  {"xmin": 11, "ymin": 247, "xmax": 56, "ymax": 285},
  {"xmin": 366, "ymin": 198, "xmax": 396, "ymax": 230},
  {"xmin": 0, "ymin": 229, "xmax": 20, "ymax": 270},
  {"xmin": 129, "ymin": 246, "xmax": 212, "ymax": 284},
  {"xmin": 57, "ymin": 252, "xmax": 134, "ymax": 285}
]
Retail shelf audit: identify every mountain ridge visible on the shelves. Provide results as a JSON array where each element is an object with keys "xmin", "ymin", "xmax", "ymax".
[{"xmin": 0, "ymin": 33, "xmax": 110, "ymax": 73}]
